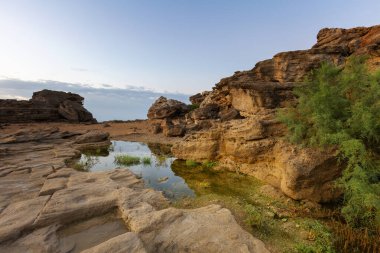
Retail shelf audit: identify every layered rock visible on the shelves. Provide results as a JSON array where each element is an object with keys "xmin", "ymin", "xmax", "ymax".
[
  {"xmin": 169, "ymin": 25, "xmax": 380, "ymax": 202},
  {"xmin": 0, "ymin": 127, "xmax": 269, "ymax": 252},
  {"xmin": 147, "ymin": 97, "xmax": 189, "ymax": 137},
  {"xmin": 0, "ymin": 89, "xmax": 96, "ymax": 123},
  {"xmin": 147, "ymin": 96, "xmax": 189, "ymax": 120}
]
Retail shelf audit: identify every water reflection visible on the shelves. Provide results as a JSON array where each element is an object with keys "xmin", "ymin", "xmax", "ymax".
[{"xmin": 77, "ymin": 141, "xmax": 195, "ymax": 200}]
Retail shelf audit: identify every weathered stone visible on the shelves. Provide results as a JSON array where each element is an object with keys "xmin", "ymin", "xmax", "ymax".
[
  {"xmin": 189, "ymin": 91, "xmax": 211, "ymax": 105},
  {"xmin": 39, "ymin": 177, "xmax": 67, "ymax": 196},
  {"xmin": 189, "ymin": 103, "xmax": 220, "ymax": 121},
  {"xmin": 0, "ymin": 89, "xmax": 96, "ymax": 123},
  {"xmin": 147, "ymin": 96, "xmax": 189, "ymax": 119},
  {"xmin": 74, "ymin": 130, "xmax": 110, "ymax": 144},
  {"xmin": 58, "ymin": 100, "xmax": 94, "ymax": 122},
  {"xmin": 81, "ymin": 232, "xmax": 147, "ymax": 253},
  {"xmin": 172, "ymin": 118, "xmax": 342, "ymax": 202},
  {"xmin": 0, "ymin": 196, "xmax": 50, "ymax": 243},
  {"xmin": 0, "ymin": 225, "xmax": 61, "ymax": 253},
  {"xmin": 0, "ymin": 126, "xmax": 270, "ymax": 252},
  {"xmin": 163, "ymin": 124, "xmax": 186, "ymax": 137},
  {"xmin": 150, "ymin": 123, "xmax": 162, "ymax": 134},
  {"xmin": 127, "ymin": 204, "xmax": 270, "ymax": 253}
]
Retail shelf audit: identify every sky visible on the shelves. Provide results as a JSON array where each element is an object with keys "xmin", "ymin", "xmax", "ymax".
[{"xmin": 0, "ymin": 0, "xmax": 379, "ymax": 120}]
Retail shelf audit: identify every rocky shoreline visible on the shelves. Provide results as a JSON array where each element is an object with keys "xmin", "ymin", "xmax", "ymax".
[
  {"xmin": 147, "ymin": 24, "xmax": 380, "ymax": 203},
  {"xmin": 0, "ymin": 126, "xmax": 269, "ymax": 252}
]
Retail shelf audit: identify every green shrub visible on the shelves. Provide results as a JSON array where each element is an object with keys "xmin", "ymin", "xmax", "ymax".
[
  {"xmin": 142, "ymin": 157, "xmax": 151, "ymax": 165},
  {"xmin": 114, "ymin": 154, "xmax": 141, "ymax": 166},
  {"xmin": 295, "ymin": 221, "xmax": 335, "ymax": 253},
  {"xmin": 186, "ymin": 160, "xmax": 200, "ymax": 167},
  {"xmin": 277, "ymin": 56, "xmax": 380, "ymax": 229},
  {"xmin": 244, "ymin": 204, "xmax": 264, "ymax": 228}
]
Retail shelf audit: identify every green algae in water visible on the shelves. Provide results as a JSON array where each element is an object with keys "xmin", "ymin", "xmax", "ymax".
[
  {"xmin": 171, "ymin": 159, "xmax": 264, "ymax": 203},
  {"xmin": 76, "ymin": 141, "xmax": 265, "ymax": 204}
]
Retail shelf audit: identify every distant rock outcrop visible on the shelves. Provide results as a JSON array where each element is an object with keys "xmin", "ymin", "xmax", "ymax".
[
  {"xmin": 147, "ymin": 96, "xmax": 189, "ymax": 120},
  {"xmin": 0, "ymin": 89, "xmax": 96, "ymax": 123},
  {"xmin": 147, "ymin": 96, "xmax": 189, "ymax": 137},
  {"xmin": 151, "ymin": 25, "xmax": 380, "ymax": 202}
]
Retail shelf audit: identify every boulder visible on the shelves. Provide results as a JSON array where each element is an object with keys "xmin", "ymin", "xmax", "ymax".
[
  {"xmin": 147, "ymin": 96, "xmax": 189, "ymax": 119},
  {"xmin": 58, "ymin": 100, "xmax": 94, "ymax": 122},
  {"xmin": 0, "ymin": 89, "xmax": 97, "ymax": 123},
  {"xmin": 74, "ymin": 131, "xmax": 110, "ymax": 144},
  {"xmin": 32, "ymin": 89, "xmax": 84, "ymax": 107}
]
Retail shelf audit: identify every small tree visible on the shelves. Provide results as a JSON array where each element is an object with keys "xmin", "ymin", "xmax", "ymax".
[{"xmin": 277, "ymin": 57, "xmax": 380, "ymax": 229}]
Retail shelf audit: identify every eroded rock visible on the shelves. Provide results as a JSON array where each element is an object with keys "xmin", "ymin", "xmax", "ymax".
[
  {"xmin": 0, "ymin": 127, "xmax": 269, "ymax": 252},
  {"xmin": 147, "ymin": 96, "xmax": 189, "ymax": 119},
  {"xmin": 0, "ymin": 89, "xmax": 96, "ymax": 123}
]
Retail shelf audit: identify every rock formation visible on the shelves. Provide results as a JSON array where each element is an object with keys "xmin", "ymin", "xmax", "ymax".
[
  {"xmin": 147, "ymin": 97, "xmax": 189, "ymax": 137},
  {"xmin": 150, "ymin": 25, "xmax": 380, "ymax": 202},
  {"xmin": 0, "ymin": 127, "xmax": 269, "ymax": 252},
  {"xmin": 0, "ymin": 89, "xmax": 96, "ymax": 123}
]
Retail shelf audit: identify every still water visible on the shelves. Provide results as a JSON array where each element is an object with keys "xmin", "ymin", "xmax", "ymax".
[
  {"xmin": 77, "ymin": 140, "xmax": 263, "ymax": 202},
  {"xmin": 77, "ymin": 141, "xmax": 195, "ymax": 200}
]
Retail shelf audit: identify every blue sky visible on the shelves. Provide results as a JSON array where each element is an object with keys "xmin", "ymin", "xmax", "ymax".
[{"xmin": 0, "ymin": 1, "xmax": 379, "ymax": 120}]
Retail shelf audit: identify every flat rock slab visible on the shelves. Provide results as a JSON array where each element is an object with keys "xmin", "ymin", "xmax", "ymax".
[
  {"xmin": 39, "ymin": 177, "xmax": 68, "ymax": 196},
  {"xmin": 0, "ymin": 196, "xmax": 50, "ymax": 243},
  {"xmin": 127, "ymin": 204, "xmax": 270, "ymax": 253},
  {"xmin": 81, "ymin": 232, "xmax": 147, "ymax": 253}
]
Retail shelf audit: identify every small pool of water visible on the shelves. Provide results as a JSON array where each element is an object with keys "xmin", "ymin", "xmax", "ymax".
[
  {"xmin": 77, "ymin": 141, "xmax": 195, "ymax": 200},
  {"xmin": 77, "ymin": 140, "xmax": 264, "ymax": 203}
]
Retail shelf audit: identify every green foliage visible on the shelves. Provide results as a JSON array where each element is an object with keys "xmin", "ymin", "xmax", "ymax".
[
  {"xmin": 114, "ymin": 154, "xmax": 141, "ymax": 166},
  {"xmin": 293, "ymin": 221, "xmax": 335, "ymax": 253},
  {"xmin": 203, "ymin": 160, "xmax": 218, "ymax": 168},
  {"xmin": 142, "ymin": 157, "xmax": 151, "ymax": 165},
  {"xmin": 185, "ymin": 160, "xmax": 200, "ymax": 167},
  {"xmin": 277, "ymin": 56, "xmax": 380, "ymax": 229},
  {"xmin": 244, "ymin": 204, "xmax": 265, "ymax": 228}
]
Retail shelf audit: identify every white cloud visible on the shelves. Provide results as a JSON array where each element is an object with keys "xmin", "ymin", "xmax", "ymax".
[{"xmin": 0, "ymin": 94, "xmax": 28, "ymax": 100}]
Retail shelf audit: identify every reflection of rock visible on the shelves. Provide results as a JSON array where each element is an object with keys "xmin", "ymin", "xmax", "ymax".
[
  {"xmin": 147, "ymin": 143, "xmax": 172, "ymax": 157},
  {"xmin": 0, "ymin": 89, "xmax": 97, "ymax": 123},
  {"xmin": 171, "ymin": 159, "xmax": 263, "ymax": 197},
  {"xmin": 0, "ymin": 127, "xmax": 269, "ymax": 252}
]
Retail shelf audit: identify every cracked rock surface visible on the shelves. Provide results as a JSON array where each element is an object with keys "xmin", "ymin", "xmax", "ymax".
[{"xmin": 0, "ymin": 127, "xmax": 269, "ymax": 253}]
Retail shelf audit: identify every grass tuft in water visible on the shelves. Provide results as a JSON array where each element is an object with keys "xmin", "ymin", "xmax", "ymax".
[
  {"xmin": 73, "ymin": 161, "xmax": 89, "ymax": 171},
  {"xmin": 142, "ymin": 157, "xmax": 151, "ymax": 165},
  {"xmin": 114, "ymin": 154, "xmax": 141, "ymax": 166}
]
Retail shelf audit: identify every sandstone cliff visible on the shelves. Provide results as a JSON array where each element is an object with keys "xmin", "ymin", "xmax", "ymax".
[
  {"xmin": 149, "ymin": 25, "xmax": 380, "ymax": 202},
  {"xmin": 0, "ymin": 89, "xmax": 96, "ymax": 123}
]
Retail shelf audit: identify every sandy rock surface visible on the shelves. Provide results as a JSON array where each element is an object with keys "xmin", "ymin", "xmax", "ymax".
[{"xmin": 0, "ymin": 126, "xmax": 269, "ymax": 252}]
